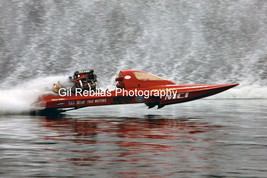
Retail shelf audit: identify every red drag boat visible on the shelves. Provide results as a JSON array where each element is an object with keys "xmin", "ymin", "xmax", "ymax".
[{"xmin": 33, "ymin": 70, "xmax": 238, "ymax": 114}]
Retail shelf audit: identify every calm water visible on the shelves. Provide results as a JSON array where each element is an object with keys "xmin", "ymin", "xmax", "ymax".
[{"xmin": 0, "ymin": 99, "xmax": 267, "ymax": 177}]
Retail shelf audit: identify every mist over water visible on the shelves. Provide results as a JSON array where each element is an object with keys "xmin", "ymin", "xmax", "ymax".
[{"xmin": 0, "ymin": 0, "xmax": 267, "ymax": 113}]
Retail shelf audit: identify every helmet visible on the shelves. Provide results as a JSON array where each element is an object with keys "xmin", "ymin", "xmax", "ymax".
[
  {"xmin": 53, "ymin": 81, "xmax": 62, "ymax": 93},
  {"xmin": 90, "ymin": 69, "xmax": 94, "ymax": 73}
]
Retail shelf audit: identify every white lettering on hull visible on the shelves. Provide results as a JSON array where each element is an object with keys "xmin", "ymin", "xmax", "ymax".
[{"xmin": 165, "ymin": 92, "xmax": 189, "ymax": 100}]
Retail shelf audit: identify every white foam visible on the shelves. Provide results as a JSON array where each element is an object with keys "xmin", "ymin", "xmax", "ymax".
[{"xmin": 0, "ymin": 75, "xmax": 68, "ymax": 114}]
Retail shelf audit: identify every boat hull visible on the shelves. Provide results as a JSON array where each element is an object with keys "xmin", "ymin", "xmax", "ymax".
[{"xmin": 36, "ymin": 83, "xmax": 238, "ymax": 112}]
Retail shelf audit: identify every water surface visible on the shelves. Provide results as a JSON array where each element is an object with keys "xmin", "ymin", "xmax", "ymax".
[{"xmin": 0, "ymin": 100, "xmax": 266, "ymax": 177}]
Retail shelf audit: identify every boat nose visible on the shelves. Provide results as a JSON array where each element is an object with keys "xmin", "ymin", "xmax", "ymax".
[{"xmin": 229, "ymin": 83, "xmax": 239, "ymax": 87}]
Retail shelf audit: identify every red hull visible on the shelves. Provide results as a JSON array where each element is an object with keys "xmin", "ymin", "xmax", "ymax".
[{"xmin": 35, "ymin": 70, "xmax": 238, "ymax": 113}]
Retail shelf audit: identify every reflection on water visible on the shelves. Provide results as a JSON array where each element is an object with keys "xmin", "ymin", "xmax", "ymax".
[
  {"xmin": 0, "ymin": 100, "xmax": 267, "ymax": 177},
  {"xmin": 42, "ymin": 115, "xmax": 222, "ymax": 177}
]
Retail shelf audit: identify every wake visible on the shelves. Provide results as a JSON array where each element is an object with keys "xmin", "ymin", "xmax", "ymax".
[{"xmin": 0, "ymin": 76, "xmax": 67, "ymax": 114}]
